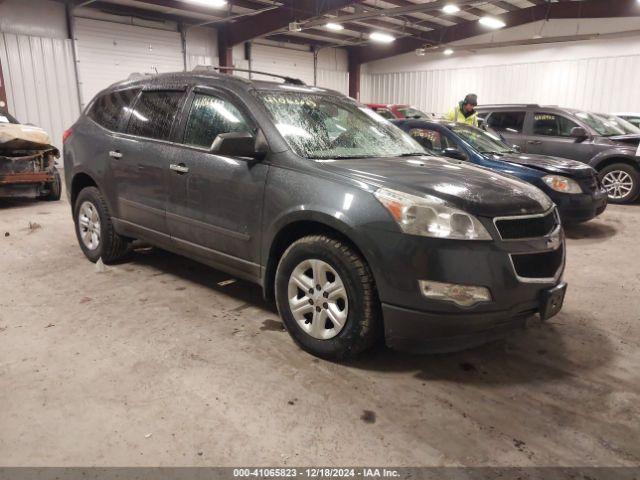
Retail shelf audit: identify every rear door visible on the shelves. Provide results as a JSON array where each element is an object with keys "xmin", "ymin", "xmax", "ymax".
[
  {"xmin": 167, "ymin": 87, "xmax": 269, "ymax": 273},
  {"xmin": 112, "ymin": 87, "xmax": 187, "ymax": 237},
  {"xmin": 524, "ymin": 111, "xmax": 594, "ymax": 161},
  {"xmin": 485, "ymin": 110, "xmax": 526, "ymax": 149}
]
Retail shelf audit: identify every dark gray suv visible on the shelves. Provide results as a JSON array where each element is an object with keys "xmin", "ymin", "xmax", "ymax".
[
  {"xmin": 64, "ymin": 70, "xmax": 566, "ymax": 359},
  {"xmin": 477, "ymin": 105, "xmax": 640, "ymax": 204}
]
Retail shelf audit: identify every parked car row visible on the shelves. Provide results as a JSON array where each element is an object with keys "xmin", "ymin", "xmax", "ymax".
[
  {"xmin": 63, "ymin": 71, "xmax": 569, "ymax": 359},
  {"xmin": 476, "ymin": 105, "xmax": 640, "ymax": 204}
]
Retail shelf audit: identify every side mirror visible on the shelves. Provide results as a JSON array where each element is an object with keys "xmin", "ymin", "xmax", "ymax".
[
  {"xmin": 210, "ymin": 131, "xmax": 268, "ymax": 160},
  {"xmin": 570, "ymin": 127, "xmax": 588, "ymax": 140},
  {"xmin": 443, "ymin": 147, "xmax": 466, "ymax": 161},
  {"xmin": 512, "ymin": 144, "xmax": 522, "ymax": 153}
]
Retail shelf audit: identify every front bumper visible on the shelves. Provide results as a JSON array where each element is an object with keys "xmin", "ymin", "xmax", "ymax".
[
  {"xmin": 553, "ymin": 189, "xmax": 608, "ymax": 224},
  {"xmin": 362, "ymin": 210, "xmax": 566, "ymax": 353}
]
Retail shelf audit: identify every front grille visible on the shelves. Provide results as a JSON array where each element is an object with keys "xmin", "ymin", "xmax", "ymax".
[
  {"xmin": 495, "ymin": 210, "xmax": 558, "ymax": 240},
  {"xmin": 511, "ymin": 246, "xmax": 564, "ymax": 279}
]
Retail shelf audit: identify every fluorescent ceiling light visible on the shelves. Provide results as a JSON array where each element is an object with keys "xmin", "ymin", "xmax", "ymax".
[
  {"xmin": 184, "ymin": 0, "xmax": 228, "ymax": 7},
  {"xmin": 369, "ymin": 31, "xmax": 395, "ymax": 43},
  {"xmin": 442, "ymin": 4, "xmax": 460, "ymax": 14},
  {"xmin": 443, "ymin": 48, "xmax": 454, "ymax": 55},
  {"xmin": 479, "ymin": 16, "xmax": 506, "ymax": 29},
  {"xmin": 326, "ymin": 22, "xmax": 344, "ymax": 31}
]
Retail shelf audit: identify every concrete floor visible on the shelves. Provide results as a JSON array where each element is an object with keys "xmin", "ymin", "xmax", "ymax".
[{"xmin": 0, "ymin": 194, "xmax": 639, "ymax": 467}]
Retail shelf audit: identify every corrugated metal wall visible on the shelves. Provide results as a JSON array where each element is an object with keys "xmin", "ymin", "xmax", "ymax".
[
  {"xmin": 0, "ymin": 32, "xmax": 80, "ymax": 150},
  {"xmin": 317, "ymin": 69, "xmax": 349, "ymax": 95},
  {"xmin": 361, "ymin": 54, "xmax": 640, "ymax": 115},
  {"xmin": 74, "ymin": 17, "xmax": 184, "ymax": 108}
]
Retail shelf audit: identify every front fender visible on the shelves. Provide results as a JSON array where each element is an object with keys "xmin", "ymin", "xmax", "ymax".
[{"xmin": 589, "ymin": 148, "xmax": 639, "ymax": 170}]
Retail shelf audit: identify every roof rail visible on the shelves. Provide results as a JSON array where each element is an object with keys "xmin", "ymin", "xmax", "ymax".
[
  {"xmin": 192, "ymin": 65, "xmax": 306, "ymax": 86},
  {"xmin": 127, "ymin": 72, "xmax": 155, "ymax": 81}
]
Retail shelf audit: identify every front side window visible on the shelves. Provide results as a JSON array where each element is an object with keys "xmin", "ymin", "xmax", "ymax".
[
  {"xmin": 574, "ymin": 112, "xmax": 624, "ymax": 136},
  {"xmin": 88, "ymin": 89, "xmax": 140, "ymax": 131},
  {"xmin": 183, "ymin": 93, "xmax": 251, "ymax": 148},
  {"xmin": 450, "ymin": 124, "xmax": 514, "ymax": 154},
  {"xmin": 408, "ymin": 128, "xmax": 447, "ymax": 153},
  {"xmin": 258, "ymin": 92, "xmax": 423, "ymax": 159},
  {"xmin": 126, "ymin": 90, "xmax": 185, "ymax": 141},
  {"xmin": 487, "ymin": 111, "xmax": 525, "ymax": 133},
  {"xmin": 533, "ymin": 113, "xmax": 578, "ymax": 137}
]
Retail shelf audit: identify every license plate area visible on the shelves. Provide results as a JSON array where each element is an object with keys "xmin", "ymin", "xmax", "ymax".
[{"xmin": 539, "ymin": 283, "xmax": 567, "ymax": 320}]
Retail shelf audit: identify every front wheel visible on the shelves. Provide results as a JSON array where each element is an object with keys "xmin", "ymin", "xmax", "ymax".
[
  {"xmin": 599, "ymin": 163, "xmax": 640, "ymax": 204},
  {"xmin": 275, "ymin": 235, "xmax": 381, "ymax": 360}
]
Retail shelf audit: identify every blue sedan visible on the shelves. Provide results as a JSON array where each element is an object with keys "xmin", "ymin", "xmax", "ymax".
[{"xmin": 393, "ymin": 119, "xmax": 608, "ymax": 223}]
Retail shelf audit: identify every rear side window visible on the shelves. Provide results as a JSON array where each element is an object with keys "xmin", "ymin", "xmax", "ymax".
[
  {"xmin": 87, "ymin": 89, "xmax": 139, "ymax": 131},
  {"xmin": 126, "ymin": 90, "xmax": 185, "ymax": 141},
  {"xmin": 487, "ymin": 111, "xmax": 525, "ymax": 133},
  {"xmin": 183, "ymin": 93, "xmax": 251, "ymax": 148},
  {"xmin": 533, "ymin": 113, "xmax": 578, "ymax": 137}
]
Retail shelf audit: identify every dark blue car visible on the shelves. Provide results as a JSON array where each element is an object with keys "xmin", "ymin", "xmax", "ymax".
[{"xmin": 393, "ymin": 119, "xmax": 608, "ymax": 223}]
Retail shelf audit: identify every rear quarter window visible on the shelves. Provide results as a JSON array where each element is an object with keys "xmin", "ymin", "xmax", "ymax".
[
  {"xmin": 487, "ymin": 111, "xmax": 526, "ymax": 134},
  {"xmin": 125, "ymin": 90, "xmax": 185, "ymax": 141},
  {"xmin": 87, "ymin": 89, "xmax": 140, "ymax": 131}
]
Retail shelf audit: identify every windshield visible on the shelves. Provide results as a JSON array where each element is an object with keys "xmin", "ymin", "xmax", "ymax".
[
  {"xmin": 258, "ymin": 92, "xmax": 424, "ymax": 159},
  {"xmin": 574, "ymin": 111, "xmax": 625, "ymax": 136},
  {"xmin": 598, "ymin": 114, "xmax": 640, "ymax": 135},
  {"xmin": 0, "ymin": 112, "xmax": 18, "ymax": 124},
  {"xmin": 449, "ymin": 124, "xmax": 513, "ymax": 154},
  {"xmin": 398, "ymin": 106, "xmax": 430, "ymax": 119}
]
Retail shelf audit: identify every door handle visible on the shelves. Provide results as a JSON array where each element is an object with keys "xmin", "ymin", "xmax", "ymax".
[
  {"xmin": 170, "ymin": 163, "xmax": 189, "ymax": 174},
  {"xmin": 527, "ymin": 140, "xmax": 542, "ymax": 145},
  {"xmin": 109, "ymin": 150, "xmax": 123, "ymax": 159}
]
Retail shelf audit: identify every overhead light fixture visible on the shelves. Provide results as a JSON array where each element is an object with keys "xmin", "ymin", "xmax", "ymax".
[
  {"xmin": 415, "ymin": 48, "xmax": 426, "ymax": 56},
  {"xmin": 369, "ymin": 31, "xmax": 395, "ymax": 43},
  {"xmin": 443, "ymin": 48, "xmax": 454, "ymax": 55},
  {"xmin": 326, "ymin": 22, "xmax": 344, "ymax": 31},
  {"xmin": 442, "ymin": 4, "xmax": 460, "ymax": 14},
  {"xmin": 479, "ymin": 16, "xmax": 506, "ymax": 29},
  {"xmin": 184, "ymin": 0, "xmax": 228, "ymax": 7}
]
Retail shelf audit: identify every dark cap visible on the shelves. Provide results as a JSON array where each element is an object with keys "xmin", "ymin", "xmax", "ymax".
[{"xmin": 463, "ymin": 93, "xmax": 478, "ymax": 106}]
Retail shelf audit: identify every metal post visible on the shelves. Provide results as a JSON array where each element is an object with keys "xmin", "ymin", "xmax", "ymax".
[{"xmin": 0, "ymin": 53, "xmax": 8, "ymax": 113}]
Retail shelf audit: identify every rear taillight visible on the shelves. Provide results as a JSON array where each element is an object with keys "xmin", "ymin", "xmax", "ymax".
[{"xmin": 62, "ymin": 128, "xmax": 73, "ymax": 143}]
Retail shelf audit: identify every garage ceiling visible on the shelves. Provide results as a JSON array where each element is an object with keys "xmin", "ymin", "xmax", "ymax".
[{"xmin": 70, "ymin": 0, "xmax": 640, "ymax": 64}]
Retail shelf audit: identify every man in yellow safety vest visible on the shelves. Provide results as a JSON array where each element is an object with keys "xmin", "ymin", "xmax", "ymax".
[{"xmin": 445, "ymin": 94, "xmax": 479, "ymax": 126}]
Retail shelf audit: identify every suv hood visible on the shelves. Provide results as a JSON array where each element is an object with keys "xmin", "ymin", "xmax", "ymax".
[
  {"xmin": 318, "ymin": 155, "xmax": 552, "ymax": 218},
  {"xmin": 491, "ymin": 152, "xmax": 595, "ymax": 178}
]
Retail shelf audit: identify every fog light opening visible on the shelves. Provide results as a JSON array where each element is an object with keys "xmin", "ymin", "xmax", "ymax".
[{"xmin": 419, "ymin": 280, "xmax": 492, "ymax": 307}]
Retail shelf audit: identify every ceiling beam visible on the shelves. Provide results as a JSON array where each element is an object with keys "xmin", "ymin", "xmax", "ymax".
[
  {"xmin": 221, "ymin": 0, "xmax": 364, "ymax": 46},
  {"xmin": 348, "ymin": 0, "xmax": 640, "ymax": 64}
]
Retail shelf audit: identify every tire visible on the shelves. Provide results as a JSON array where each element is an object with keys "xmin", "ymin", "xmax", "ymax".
[
  {"xmin": 73, "ymin": 186, "xmax": 130, "ymax": 263},
  {"xmin": 599, "ymin": 163, "xmax": 640, "ymax": 204},
  {"xmin": 41, "ymin": 169, "xmax": 61, "ymax": 201},
  {"xmin": 275, "ymin": 235, "xmax": 381, "ymax": 360}
]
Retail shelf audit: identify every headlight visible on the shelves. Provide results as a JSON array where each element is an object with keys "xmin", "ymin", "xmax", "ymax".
[
  {"xmin": 542, "ymin": 175, "xmax": 582, "ymax": 194},
  {"xmin": 374, "ymin": 187, "xmax": 492, "ymax": 240}
]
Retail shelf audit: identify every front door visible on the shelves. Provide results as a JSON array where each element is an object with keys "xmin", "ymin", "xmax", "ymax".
[
  {"xmin": 167, "ymin": 88, "xmax": 268, "ymax": 275},
  {"xmin": 524, "ymin": 111, "xmax": 594, "ymax": 161},
  {"xmin": 112, "ymin": 88, "xmax": 187, "ymax": 236}
]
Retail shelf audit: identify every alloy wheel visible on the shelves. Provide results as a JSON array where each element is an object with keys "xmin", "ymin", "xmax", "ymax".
[
  {"xmin": 78, "ymin": 201, "xmax": 101, "ymax": 250},
  {"xmin": 602, "ymin": 170, "xmax": 634, "ymax": 200},
  {"xmin": 287, "ymin": 259, "xmax": 349, "ymax": 340}
]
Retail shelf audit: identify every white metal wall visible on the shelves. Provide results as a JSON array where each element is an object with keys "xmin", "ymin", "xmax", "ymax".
[
  {"xmin": 361, "ymin": 33, "xmax": 640, "ymax": 115},
  {"xmin": 361, "ymin": 55, "xmax": 640, "ymax": 115},
  {"xmin": 0, "ymin": 32, "xmax": 80, "ymax": 150},
  {"xmin": 74, "ymin": 17, "xmax": 184, "ymax": 108}
]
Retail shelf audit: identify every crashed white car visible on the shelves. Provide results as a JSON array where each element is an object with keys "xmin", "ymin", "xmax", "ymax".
[{"xmin": 0, "ymin": 111, "xmax": 61, "ymax": 200}]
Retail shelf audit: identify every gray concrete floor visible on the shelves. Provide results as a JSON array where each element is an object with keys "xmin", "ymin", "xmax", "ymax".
[{"xmin": 0, "ymin": 194, "xmax": 639, "ymax": 467}]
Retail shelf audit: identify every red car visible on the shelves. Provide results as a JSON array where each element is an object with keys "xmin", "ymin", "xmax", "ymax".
[{"xmin": 366, "ymin": 103, "xmax": 433, "ymax": 120}]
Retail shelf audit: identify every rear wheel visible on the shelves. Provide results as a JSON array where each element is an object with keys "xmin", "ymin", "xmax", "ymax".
[
  {"xmin": 599, "ymin": 163, "xmax": 640, "ymax": 204},
  {"xmin": 73, "ymin": 187, "xmax": 130, "ymax": 263},
  {"xmin": 275, "ymin": 235, "xmax": 381, "ymax": 360}
]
